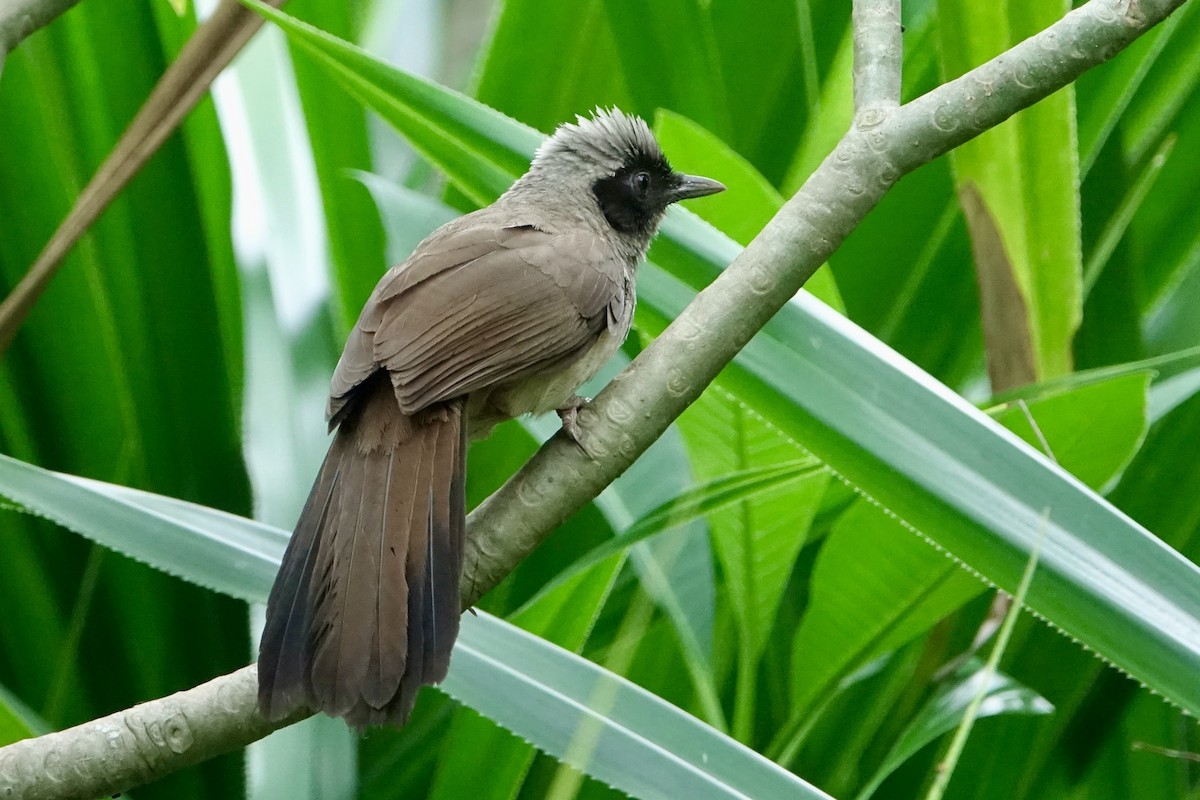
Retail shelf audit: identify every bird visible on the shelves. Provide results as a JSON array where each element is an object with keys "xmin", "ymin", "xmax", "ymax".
[{"xmin": 256, "ymin": 107, "xmax": 725, "ymax": 728}]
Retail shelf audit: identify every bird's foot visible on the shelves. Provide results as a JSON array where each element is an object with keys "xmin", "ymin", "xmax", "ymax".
[{"xmin": 556, "ymin": 396, "xmax": 592, "ymax": 455}]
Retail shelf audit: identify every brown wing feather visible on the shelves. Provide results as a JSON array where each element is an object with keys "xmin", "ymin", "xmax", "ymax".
[{"xmin": 328, "ymin": 217, "xmax": 626, "ymax": 420}]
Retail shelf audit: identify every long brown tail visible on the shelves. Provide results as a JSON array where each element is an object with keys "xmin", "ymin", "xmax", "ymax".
[{"xmin": 257, "ymin": 376, "xmax": 466, "ymax": 728}]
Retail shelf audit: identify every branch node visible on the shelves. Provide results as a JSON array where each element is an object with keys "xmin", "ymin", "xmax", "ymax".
[{"xmin": 852, "ymin": 0, "xmax": 903, "ymax": 113}]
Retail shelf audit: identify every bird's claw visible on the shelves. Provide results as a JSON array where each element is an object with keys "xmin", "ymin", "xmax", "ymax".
[{"xmin": 556, "ymin": 396, "xmax": 592, "ymax": 455}]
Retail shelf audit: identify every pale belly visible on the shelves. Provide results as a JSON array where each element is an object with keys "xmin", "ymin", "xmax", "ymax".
[{"xmin": 466, "ymin": 324, "xmax": 628, "ymax": 440}]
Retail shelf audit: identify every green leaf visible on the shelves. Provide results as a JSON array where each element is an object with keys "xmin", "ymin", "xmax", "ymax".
[
  {"xmin": 0, "ymin": 454, "xmax": 284, "ymax": 603},
  {"xmin": 789, "ymin": 502, "xmax": 987, "ymax": 745},
  {"xmin": 0, "ymin": 683, "xmax": 42, "ymax": 746},
  {"xmin": 990, "ymin": 372, "xmax": 1150, "ymax": 491},
  {"xmin": 601, "ymin": 0, "xmax": 730, "ymax": 140},
  {"xmin": 781, "ymin": 21, "xmax": 854, "ymax": 195},
  {"xmin": 588, "ymin": 406, "xmax": 721, "ymax": 724},
  {"xmin": 288, "ymin": 0, "xmax": 388, "ymax": 334},
  {"xmin": 856, "ymin": 663, "xmax": 1053, "ymax": 800},
  {"xmin": 939, "ymin": 0, "xmax": 1082, "ymax": 382},
  {"xmin": 538, "ymin": 461, "xmax": 825, "ymax": 602},
  {"xmin": 429, "ymin": 554, "xmax": 628, "ymax": 800},
  {"xmin": 441, "ymin": 611, "xmax": 834, "ymax": 800},
  {"xmin": 675, "ymin": 386, "xmax": 829, "ymax": 742},
  {"xmin": 0, "ymin": 6, "xmax": 249, "ymax": 779},
  {"xmin": 471, "ymin": 0, "xmax": 630, "ymax": 135},
  {"xmin": 784, "ymin": 371, "xmax": 1151, "ymax": 757}
]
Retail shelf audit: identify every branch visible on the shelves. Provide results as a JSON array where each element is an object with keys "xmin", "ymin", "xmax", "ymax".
[
  {"xmin": 852, "ymin": 0, "xmax": 903, "ymax": 112},
  {"xmin": 0, "ymin": 0, "xmax": 1186, "ymax": 797},
  {"xmin": 0, "ymin": 0, "xmax": 82, "ymax": 61},
  {"xmin": 0, "ymin": 667, "xmax": 305, "ymax": 800}
]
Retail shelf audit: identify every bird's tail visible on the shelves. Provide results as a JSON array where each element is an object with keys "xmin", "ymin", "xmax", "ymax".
[{"xmin": 257, "ymin": 377, "xmax": 466, "ymax": 728}]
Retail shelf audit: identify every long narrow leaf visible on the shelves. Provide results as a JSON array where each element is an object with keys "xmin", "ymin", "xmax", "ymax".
[
  {"xmin": 0, "ymin": 454, "xmax": 284, "ymax": 603},
  {"xmin": 442, "ymin": 611, "xmax": 832, "ymax": 800}
]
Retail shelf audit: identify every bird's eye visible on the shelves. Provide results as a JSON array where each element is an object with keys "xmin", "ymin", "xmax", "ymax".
[{"xmin": 631, "ymin": 171, "xmax": 651, "ymax": 196}]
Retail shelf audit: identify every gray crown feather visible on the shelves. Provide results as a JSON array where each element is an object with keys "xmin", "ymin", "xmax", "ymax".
[{"xmin": 534, "ymin": 107, "xmax": 665, "ymax": 172}]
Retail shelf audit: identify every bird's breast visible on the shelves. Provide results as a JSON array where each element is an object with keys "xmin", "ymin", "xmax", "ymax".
[{"xmin": 467, "ymin": 297, "xmax": 634, "ymax": 439}]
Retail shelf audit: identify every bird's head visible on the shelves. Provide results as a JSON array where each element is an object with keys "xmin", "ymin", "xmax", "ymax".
[{"xmin": 517, "ymin": 108, "xmax": 725, "ymax": 241}]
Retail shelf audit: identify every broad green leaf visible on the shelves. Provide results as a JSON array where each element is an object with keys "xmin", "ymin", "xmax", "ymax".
[
  {"xmin": 429, "ymin": 550, "xmax": 628, "ymax": 800},
  {"xmin": 856, "ymin": 663, "xmax": 1053, "ymax": 800},
  {"xmin": 989, "ymin": 372, "xmax": 1150, "ymax": 491},
  {"xmin": 441, "ymin": 611, "xmax": 834, "ymax": 800},
  {"xmin": 940, "ymin": 0, "xmax": 1082, "ymax": 382},
  {"xmin": 288, "ymin": 0, "xmax": 387, "ymax": 333},
  {"xmin": 471, "ymin": 0, "xmax": 630, "ymax": 135},
  {"xmin": 601, "ymin": 0, "xmax": 730, "ymax": 140},
  {"xmin": 788, "ymin": 502, "xmax": 987, "ymax": 743},
  {"xmin": 675, "ymin": 383, "xmax": 830, "ymax": 741},
  {"xmin": 782, "ymin": 23, "xmax": 853, "ymax": 194},
  {"xmin": 589, "ymin": 410, "xmax": 720, "ymax": 724},
  {"xmin": 248, "ymin": 2, "xmax": 1200, "ymax": 724}
]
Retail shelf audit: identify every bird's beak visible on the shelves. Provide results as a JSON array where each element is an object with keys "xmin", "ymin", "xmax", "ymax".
[{"xmin": 671, "ymin": 174, "xmax": 726, "ymax": 201}]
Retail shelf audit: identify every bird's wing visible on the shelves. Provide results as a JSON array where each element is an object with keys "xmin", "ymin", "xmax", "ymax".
[{"xmin": 327, "ymin": 220, "xmax": 626, "ymax": 421}]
